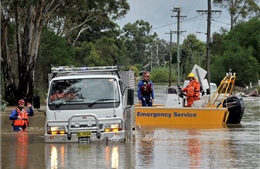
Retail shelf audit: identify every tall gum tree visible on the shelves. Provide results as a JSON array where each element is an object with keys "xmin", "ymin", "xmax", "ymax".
[
  {"xmin": 1, "ymin": 0, "xmax": 129, "ymax": 105},
  {"xmin": 213, "ymin": 0, "xmax": 260, "ymax": 30},
  {"xmin": 122, "ymin": 20, "xmax": 157, "ymax": 66}
]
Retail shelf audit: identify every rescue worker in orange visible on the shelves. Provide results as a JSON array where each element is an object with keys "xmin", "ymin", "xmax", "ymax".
[
  {"xmin": 9, "ymin": 99, "xmax": 34, "ymax": 131},
  {"xmin": 182, "ymin": 73, "xmax": 200, "ymax": 107},
  {"xmin": 137, "ymin": 72, "xmax": 154, "ymax": 106}
]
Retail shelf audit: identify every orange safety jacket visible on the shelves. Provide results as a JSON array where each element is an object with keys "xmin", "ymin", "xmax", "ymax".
[
  {"xmin": 13, "ymin": 108, "xmax": 29, "ymax": 127},
  {"xmin": 182, "ymin": 80, "xmax": 200, "ymax": 99}
]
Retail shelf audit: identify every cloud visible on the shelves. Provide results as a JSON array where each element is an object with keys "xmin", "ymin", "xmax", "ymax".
[{"xmin": 116, "ymin": 0, "xmax": 231, "ymax": 42}]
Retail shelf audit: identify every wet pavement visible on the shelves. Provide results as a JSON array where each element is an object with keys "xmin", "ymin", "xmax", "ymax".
[{"xmin": 1, "ymin": 86, "xmax": 260, "ymax": 169}]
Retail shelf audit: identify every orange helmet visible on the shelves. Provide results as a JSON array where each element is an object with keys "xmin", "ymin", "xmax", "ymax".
[{"xmin": 18, "ymin": 99, "xmax": 25, "ymax": 105}]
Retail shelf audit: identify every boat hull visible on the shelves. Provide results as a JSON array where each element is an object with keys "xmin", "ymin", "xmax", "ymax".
[{"xmin": 135, "ymin": 105, "xmax": 229, "ymax": 126}]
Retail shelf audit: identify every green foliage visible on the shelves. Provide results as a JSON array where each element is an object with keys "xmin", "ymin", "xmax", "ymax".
[
  {"xmin": 223, "ymin": 17, "xmax": 260, "ymax": 63},
  {"xmin": 181, "ymin": 34, "xmax": 206, "ymax": 76},
  {"xmin": 121, "ymin": 20, "xmax": 158, "ymax": 65},
  {"xmin": 75, "ymin": 36, "xmax": 131, "ymax": 66},
  {"xmin": 48, "ymin": 0, "xmax": 130, "ymax": 46},
  {"xmin": 150, "ymin": 67, "xmax": 176, "ymax": 83},
  {"xmin": 36, "ymin": 27, "xmax": 76, "ymax": 89},
  {"xmin": 1, "ymin": 0, "xmax": 131, "ymax": 105},
  {"xmin": 82, "ymin": 43, "xmax": 107, "ymax": 66},
  {"xmin": 211, "ymin": 31, "xmax": 227, "ymax": 56},
  {"xmin": 211, "ymin": 17, "xmax": 260, "ymax": 86},
  {"xmin": 133, "ymin": 64, "xmax": 143, "ymax": 71},
  {"xmin": 95, "ymin": 37, "xmax": 118, "ymax": 65},
  {"xmin": 39, "ymin": 28, "xmax": 75, "ymax": 66},
  {"xmin": 211, "ymin": 45, "xmax": 259, "ymax": 86}
]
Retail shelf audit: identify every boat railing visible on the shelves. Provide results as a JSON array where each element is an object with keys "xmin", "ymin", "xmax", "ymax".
[{"xmin": 206, "ymin": 73, "xmax": 236, "ymax": 108}]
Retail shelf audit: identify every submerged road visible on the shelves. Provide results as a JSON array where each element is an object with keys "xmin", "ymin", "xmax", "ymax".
[{"xmin": 1, "ymin": 87, "xmax": 259, "ymax": 169}]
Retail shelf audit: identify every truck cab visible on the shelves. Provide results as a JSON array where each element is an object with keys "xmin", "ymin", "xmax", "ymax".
[{"xmin": 44, "ymin": 66, "xmax": 134, "ymax": 143}]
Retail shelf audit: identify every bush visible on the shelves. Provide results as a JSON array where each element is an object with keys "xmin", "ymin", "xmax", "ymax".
[{"xmin": 150, "ymin": 67, "xmax": 176, "ymax": 83}]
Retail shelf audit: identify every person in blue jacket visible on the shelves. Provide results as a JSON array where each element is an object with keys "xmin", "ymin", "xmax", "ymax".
[
  {"xmin": 9, "ymin": 99, "xmax": 34, "ymax": 131},
  {"xmin": 137, "ymin": 72, "xmax": 154, "ymax": 106}
]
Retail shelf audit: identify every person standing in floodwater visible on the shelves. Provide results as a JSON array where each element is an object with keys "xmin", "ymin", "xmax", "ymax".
[
  {"xmin": 137, "ymin": 72, "xmax": 154, "ymax": 106},
  {"xmin": 9, "ymin": 99, "xmax": 34, "ymax": 131}
]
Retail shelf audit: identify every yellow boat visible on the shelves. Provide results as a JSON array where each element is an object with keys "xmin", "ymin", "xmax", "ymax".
[
  {"xmin": 135, "ymin": 68, "xmax": 245, "ymax": 127},
  {"xmin": 135, "ymin": 106, "xmax": 229, "ymax": 126}
]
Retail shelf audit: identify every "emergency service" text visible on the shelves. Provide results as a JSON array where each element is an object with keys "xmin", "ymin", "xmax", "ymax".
[{"xmin": 137, "ymin": 112, "xmax": 197, "ymax": 118}]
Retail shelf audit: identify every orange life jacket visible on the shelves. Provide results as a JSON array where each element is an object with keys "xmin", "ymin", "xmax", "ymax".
[{"xmin": 13, "ymin": 108, "xmax": 29, "ymax": 127}]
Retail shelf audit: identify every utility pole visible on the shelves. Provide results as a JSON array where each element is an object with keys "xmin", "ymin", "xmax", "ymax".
[
  {"xmin": 197, "ymin": 0, "xmax": 221, "ymax": 94},
  {"xmin": 156, "ymin": 44, "xmax": 159, "ymax": 66},
  {"xmin": 172, "ymin": 6, "xmax": 186, "ymax": 87},
  {"xmin": 150, "ymin": 49, "xmax": 152, "ymax": 71},
  {"xmin": 165, "ymin": 31, "xmax": 174, "ymax": 87}
]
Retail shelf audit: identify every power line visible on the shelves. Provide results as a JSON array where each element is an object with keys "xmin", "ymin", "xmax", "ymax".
[
  {"xmin": 196, "ymin": 0, "xmax": 221, "ymax": 95},
  {"xmin": 152, "ymin": 14, "xmax": 205, "ymax": 30},
  {"xmin": 171, "ymin": 6, "xmax": 186, "ymax": 86}
]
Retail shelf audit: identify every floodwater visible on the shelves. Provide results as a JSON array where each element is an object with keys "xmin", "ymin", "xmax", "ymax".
[{"xmin": 1, "ymin": 84, "xmax": 260, "ymax": 169}]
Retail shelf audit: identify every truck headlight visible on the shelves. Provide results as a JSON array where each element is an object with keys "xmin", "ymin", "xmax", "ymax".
[
  {"xmin": 47, "ymin": 126, "xmax": 66, "ymax": 134},
  {"xmin": 104, "ymin": 123, "xmax": 122, "ymax": 132}
]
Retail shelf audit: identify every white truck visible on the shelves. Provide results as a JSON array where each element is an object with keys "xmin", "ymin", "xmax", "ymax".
[{"xmin": 42, "ymin": 65, "xmax": 135, "ymax": 143}]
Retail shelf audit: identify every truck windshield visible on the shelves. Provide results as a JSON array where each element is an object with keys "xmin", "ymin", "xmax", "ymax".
[{"xmin": 48, "ymin": 78, "xmax": 119, "ymax": 105}]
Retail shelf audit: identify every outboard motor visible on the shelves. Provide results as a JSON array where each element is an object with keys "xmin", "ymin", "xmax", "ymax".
[{"xmin": 223, "ymin": 95, "xmax": 245, "ymax": 124}]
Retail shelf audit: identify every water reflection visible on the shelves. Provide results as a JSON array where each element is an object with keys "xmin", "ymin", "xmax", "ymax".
[
  {"xmin": 1, "ymin": 84, "xmax": 259, "ymax": 169},
  {"xmin": 187, "ymin": 130, "xmax": 201, "ymax": 168},
  {"xmin": 111, "ymin": 146, "xmax": 119, "ymax": 168},
  {"xmin": 133, "ymin": 126, "xmax": 248, "ymax": 169},
  {"xmin": 16, "ymin": 131, "xmax": 29, "ymax": 169},
  {"xmin": 45, "ymin": 143, "xmax": 125, "ymax": 169},
  {"xmin": 50, "ymin": 145, "xmax": 57, "ymax": 168},
  {"xmin": 137, "ymin": 129, "xmax": 154, "ymax": 168}
]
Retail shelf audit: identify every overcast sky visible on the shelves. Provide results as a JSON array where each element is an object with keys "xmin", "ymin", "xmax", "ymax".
[{"xmin": 116, "ymin": 0, "xmax": 234, "ymax": 43}]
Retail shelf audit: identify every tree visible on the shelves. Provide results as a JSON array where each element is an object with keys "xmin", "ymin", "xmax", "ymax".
[
  {"xmin": 211, "ymin": 44, "xmax": 259, "ymax": 86},
  {"xmin": 1, "ymin": 0, "xmax": 130, "ymax": 105},
  {"xmin": 155, "ymin": 38, "xmax": 170, "ymax": 67},
  {"xmin": 1, "ymin": 0, "xmax": 60, "ymax": 105},
  {"xmin": 121, "ymin": 20, "xmax": 157, "ymax": 66},
  {"xmin": 36, "ymin": 27, "xmax": 76, "ymax": 93},
  {"xmin": 213, "ymin": 0, "xmax": 260, "ymax": 30},
  {"xmin": 81, "ymin": 36, "xmax": 123, "ymax": 66},
  {"xmin": 181, "ymin": 34, "xmax": 206, "ymax": 80},
  {"xmin": 210, "ymin": 30, "xmax": 227, "ymax": 56},
  {"xmin": 48, "ymin": 1, "xmax": 129, "ymax": 46},
  {"xmin": 224, "ymin": 17, "xmax": 260, "ymax": 63},
  {"xmin": 211, "ymin": 17, "xmax": 260, "ymax": 85},
  {"xmin": 73, "ymin": 22, "xmax": 131, "ymax": 67}
]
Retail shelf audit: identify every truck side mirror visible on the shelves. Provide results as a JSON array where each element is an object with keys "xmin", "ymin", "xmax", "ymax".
[
  {"xmin": 127, "ymin": 88, "xmax": 134, "ymax": 105},
  {"xmin": 33, "ymin": 93, "xmax": 40, "ymax": 109}
]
